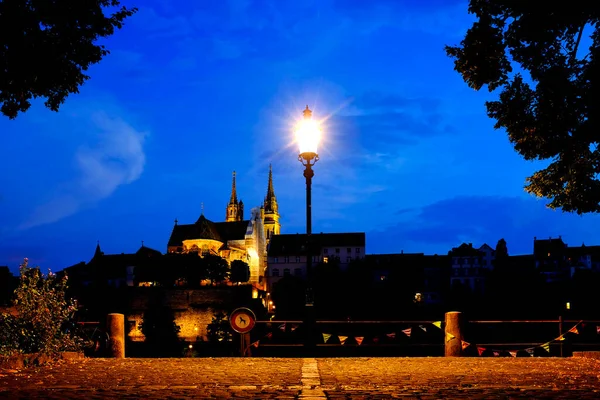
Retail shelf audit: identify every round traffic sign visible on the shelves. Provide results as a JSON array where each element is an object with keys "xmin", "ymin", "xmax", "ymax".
[{"xmin": 230, "ymin": 307, "xmax": 256, "ymax": 334}]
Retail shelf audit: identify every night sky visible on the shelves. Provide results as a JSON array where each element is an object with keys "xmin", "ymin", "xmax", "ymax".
[{"xmin": 2, "ymin": 0, "xmax": 600, "ymax": 275}]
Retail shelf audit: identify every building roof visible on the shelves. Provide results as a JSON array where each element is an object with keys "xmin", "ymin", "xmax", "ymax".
[
  {"xmin": 450, "ymin": 243, "xmax": 481, "ymax": 257},
  {"xmin": 533, "ymin": 237, "xmax": 567, "ymax": 256},
  {"xmin": 168, "ymin": 215, "xmax": 249, "ymax": 247},
  {"xmin": 267, "ymin": 232, "xmax": 365, "ymax": 257}
]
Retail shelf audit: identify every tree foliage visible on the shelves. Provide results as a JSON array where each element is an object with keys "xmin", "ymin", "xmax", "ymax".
[
  {"xmin": 0, "ymin": 0, "xmax": 137, "ymax": 119},
  {"xmin": 446, "ymin": 2, "xmax": 600, "ymax": 213},
  {"xmin": 0, "ymin": 259, "xmax": 85, "ymax": 356},
  {"xmin": 230, "ymin": 260, "xmax": 250, "ymax": 284},
  {"xmin": 203, "ymin": 255, "xmax": 230, "ymax": 285}
]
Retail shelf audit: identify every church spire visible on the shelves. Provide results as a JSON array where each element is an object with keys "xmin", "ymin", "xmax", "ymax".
[
  {"xmin": 229, "ymin": 171, "xmax": 238, "ymax": 203},
  {"xmin": 266, "ymin": 164, "xmax": 275, "ymax": 201},
  {"xmin": 94, "ymin": 241, "xmax": 103, "ymax": 258},
  {"xmin": 226, "ymin": 170, "xmax": 243, "ymax": 222}
]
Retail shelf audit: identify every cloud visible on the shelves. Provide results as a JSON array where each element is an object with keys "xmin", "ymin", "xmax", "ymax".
[
  {"xmin": 19, "ymin": 112, "xmax": 147, "ymax": 230},
  {"xmin": 367, "ymin": 195, "xmax": 600, "ymax": 255},
  {"xmin": 330, "ymin": 91, "xmax": 453, "ymax": 160}
]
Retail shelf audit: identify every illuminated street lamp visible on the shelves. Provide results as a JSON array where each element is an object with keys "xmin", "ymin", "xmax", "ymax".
[{"xmin": 296, "ymin": 105, "xmax": 321, "ymax": 308}]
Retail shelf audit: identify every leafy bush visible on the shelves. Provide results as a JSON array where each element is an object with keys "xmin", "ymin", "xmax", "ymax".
[
  {"xmin": 0, "ymin": 258, "xmax": 87, "ymax": 356},
  {"xmin": 206, "ymin": 311, "xmax": 233, "ymax": 343}
]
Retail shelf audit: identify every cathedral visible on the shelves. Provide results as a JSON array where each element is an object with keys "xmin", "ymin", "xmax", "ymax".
[{"xmin": 167, "ymin": 166, "xmax": 280, "ymax": 287}]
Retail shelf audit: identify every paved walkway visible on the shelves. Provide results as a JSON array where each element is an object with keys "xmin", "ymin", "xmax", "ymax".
[{"xmin": 1, "ymin": 357, "xmax": 599, "ymax": 398}]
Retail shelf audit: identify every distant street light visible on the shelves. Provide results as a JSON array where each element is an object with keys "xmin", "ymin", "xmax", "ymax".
[{"xmin": 295, "ymin": 105, "xmax": 321, "ymax": 308}]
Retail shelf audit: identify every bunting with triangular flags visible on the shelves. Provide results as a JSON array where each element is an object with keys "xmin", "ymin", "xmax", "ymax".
[
  {"xmin": 266, "ymin": 332, "xmax": 273, "ymax": 339},
  {"xmin": 373, "ymin": 337, "xmax": 380, "ymax": 344},
  {"xmin": 568, "ymin": 326, "xmax": 579, "ymax": 334},
  {"xmin": 386, "ymin": 333, "xmax": 396, "ymax": 339},
  {"xmin": 339, "ymin": 336, "xmax": 348, "ymax": 345},
  {"xmin": 432, "ymin": 321, "xmax": 442, "ymax": 329},
  {"xmin": 291, "ymin": 324, "xmax": 299, "ymax": 332},
  {"xmin": 445, "ymin": 332, "xmax": 455, "ymax": 343},
  {"xmin": 251, "ymin": 341, "xmax": 260, "ymax": 348},
  {"xmin": 557, "ymin": 335, "xmax": 565, "ymax": 341},
  {"xmin": 493, "ymin": 351, "xmax": 500, "ymax": 357},
  {"xmin": 508, "ymin": 351, "xmax": 517, "ymax": 357},
  {"xmin": 597, "ymin": 326, "xmax": 600, "ymax": 334},
  {"xmin": 355, "ymin": 337, "xmax": 364, "ymax": 346},
  {"xmin": 402, "ymin": 328, "xmax": 412, "ymax": 338},
  {"xmin": 461, "ymin": 340, "xmax": 470, "ymax": 350},
  {"xmin": 278, "ymin": 324, "xmax": 286, "ymax": 331},
  {"xmin": 419, "ymin": 325, "xmax": 427, "ymax": 332},
  {"xmin": 542, "ymin": 343, "xmax": 550, "ymax": 353},
  {"xmin": 322, "ymin": 333, "xmax": 332, "ymax": 343},
  {"xmin": 477, "ymin": 347, "xmax": 486, "ymax": 356}
]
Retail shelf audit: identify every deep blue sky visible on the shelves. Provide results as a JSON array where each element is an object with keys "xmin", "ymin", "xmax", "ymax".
[{"xmin": 1, "ymin": 0, "xmax": 599, "ymax": 275}]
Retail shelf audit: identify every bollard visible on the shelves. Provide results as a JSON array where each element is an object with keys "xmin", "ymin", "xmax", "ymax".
[
  {"xmin": 107, "ymin": 313, "xmax": 125, "ymax": 358},
  {"xmin": 444, "ymin": 311, "xmax": 463, "ymax": 357}
]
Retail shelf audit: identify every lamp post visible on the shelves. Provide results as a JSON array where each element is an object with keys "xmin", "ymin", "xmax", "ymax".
[{"xmin": 295, "ymin": 105, "xmax": 321, "ymax": 315}]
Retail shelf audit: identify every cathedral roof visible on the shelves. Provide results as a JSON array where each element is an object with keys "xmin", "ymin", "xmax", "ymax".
[{"xmin": 167, "ymin": 216, "xmax": 250, "ymax": 247}]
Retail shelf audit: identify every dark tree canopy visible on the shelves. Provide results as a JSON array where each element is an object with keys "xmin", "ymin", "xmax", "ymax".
[
  {"xmin": 230, "ymin": 260, "xmax": 250, "ymax": 284},
  {"xmin": 0, "ymin": 0, "xmax": 137, "ymax": 119},
  {"xmin": 446, "ymin": 2, "xmax": 600, "ymax": 213}
]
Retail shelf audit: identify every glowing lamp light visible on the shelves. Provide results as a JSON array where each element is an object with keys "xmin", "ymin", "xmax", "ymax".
[{"xmin": 295, "ymin": 105, "xmax": 321, "ymax": 159}]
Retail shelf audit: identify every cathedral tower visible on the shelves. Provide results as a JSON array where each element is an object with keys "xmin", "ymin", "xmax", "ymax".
[
  {"xmin": 226, "ymin": 171, "xmax": 244, "ymax": 222},
  {"xmin": 263, "ymin": 164, "xmax": 280, "ymax": 244}
]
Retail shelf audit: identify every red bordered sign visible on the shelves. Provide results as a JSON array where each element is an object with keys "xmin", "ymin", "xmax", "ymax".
[{"xmin": 230, "ymin": 307, "xmax": 256, "ymax": 334}]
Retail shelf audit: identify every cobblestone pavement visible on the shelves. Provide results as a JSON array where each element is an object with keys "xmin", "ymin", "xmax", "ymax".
[{"xmin": 0, "ymin": 357, "xmax": 599, "ymax": 399}]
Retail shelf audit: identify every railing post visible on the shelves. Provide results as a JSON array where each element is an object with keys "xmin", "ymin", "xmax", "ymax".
[
  {"xmin": 559, "ymin": 315, "xmax": 563, "ymax": 357},
  {"xmin": 445, "ymin": 311, "xmax": 463, "ymax": 357},
  {"xmin": 107, "ymin": 313, "xmax": 125, "ymax": 358}
]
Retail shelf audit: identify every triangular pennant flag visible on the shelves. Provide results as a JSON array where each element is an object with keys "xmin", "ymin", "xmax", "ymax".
[
  {"xmin": 542, "ymin": 343, "xmax": 550, "ymax": 352},
  {"xmin": 525, "ymin": 348, "xmax": 535, "ymax": 356},
  {"xmin": 291, "ymin": 324, "xmax": 299, "ymax": 332},
  {"xmin": 339, "ymin": 335, "xmax": 348, "ymax": 345},
  {"xmin": 355, "ymin": 336, "xmax": 364, "ymax": 346},
  {"xmin": 402, "ymin": 328, "xmax": 412, "ymax": 338},
  {"xmin": 508, "ymin": 351, "xmax": 517, "ymax": 357},
  {"xmin": 386, "ymin": 333, "xmax": 396, "ymax": 339},
  {"xmin": 477, "ymin": 346, "xmax": 486, "ymax": 356},
  {"xmin": 568, "ymin": 326, "xmax": 579, "ymax": 334},
  {"xmin": 372, "ymin": 337, "xmax": 380, "ymax": 344},
  {"xmin": 322, "ymin": 333, "xmax": 332, "ymax": 343},
  {"xmin": 557, "ymin": 335, "xmax": 565, "ymax": 341},
  {"xmin": 251, "ymin": 341, "xmax": 259, "ymax": 348},
  {"xmin": 278, "ymin": 323, "xmax": 286, "ymax": 331},
  {"xmin": 445, "ymin": 332, "xmax": 455, "ymax": 343},
  {"xmin": 597, "ymin": 326, "xmax": 600, "ymax": 334},
  {"xmin": 419, "ymin": 325, "xmax": 427, "ymax": 332},
  {"xmin": 461, "ymin": 340, "xmax": 470, "ymax": 350},
  {"xmin": 432, "ymin": 321, "xmax": 442, "ymax": 329},
  {"xmin": 266, "ymin": 332, "xmax": 273, "ymax": 339},
  {"xmin": 493, "ymin": 351, "xmax": 500, "ymax": 357}
]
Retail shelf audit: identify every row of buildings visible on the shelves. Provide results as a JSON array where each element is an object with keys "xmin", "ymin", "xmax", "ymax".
[{"xmin": 51, "ymin": 166, "xmax": 600, "ymax": 307}]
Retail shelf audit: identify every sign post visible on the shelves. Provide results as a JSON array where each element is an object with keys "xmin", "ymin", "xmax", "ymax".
[{"xmin": 230, "ymin": 308, "xmax": 256, "ymax": 357}]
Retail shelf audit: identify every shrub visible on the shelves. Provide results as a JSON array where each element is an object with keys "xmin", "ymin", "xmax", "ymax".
[{"xmin": 0, "ymin": 258, "xmax": 87, "ymax": 356}]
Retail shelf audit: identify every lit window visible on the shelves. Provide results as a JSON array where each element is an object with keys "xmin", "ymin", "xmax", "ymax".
[
  {"xmin": 274, "ymin": 257, "xmax": 278, "ymax": 263},
  {"xmin": 323, "ymin": 257, "xmax": 329, "ymax": 263},
  {"xmin": 380, "ymin": 275, "xmax": 387, "ymax": 281}
]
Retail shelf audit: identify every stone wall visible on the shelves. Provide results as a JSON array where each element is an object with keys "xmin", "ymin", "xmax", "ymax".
[{"xmin": 125, "ymin": 286, "xmax": 254, "ymax": 342}]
